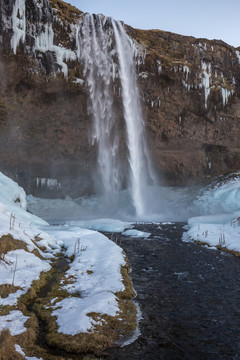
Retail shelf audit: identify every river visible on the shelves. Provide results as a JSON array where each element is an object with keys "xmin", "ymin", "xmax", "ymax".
[{"xmin": 103, "ymin": 223, "xmax": 240, "ymax": 360}]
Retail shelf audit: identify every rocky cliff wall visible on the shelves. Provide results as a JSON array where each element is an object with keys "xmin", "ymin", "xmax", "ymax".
[
  {"xmin": 130, "ymin": 28, "xmax": 240, "ymax": 185},
  {"xmin": 0, "ymin": 0, "xmax": 240, "ymax": 197}
]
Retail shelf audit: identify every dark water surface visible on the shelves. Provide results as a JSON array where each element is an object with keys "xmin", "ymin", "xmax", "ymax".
[{"xmin": 103, "ymin": 223, "xmax": 240, "ymax": 360}]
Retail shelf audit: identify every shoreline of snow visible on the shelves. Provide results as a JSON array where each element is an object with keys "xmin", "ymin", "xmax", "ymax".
[
  {"xmin": 185, "ymin": 214, "xmax": 240, "ymax": 255},
  {"xmin": 184, "ymin": 175, "xmax": 240, "ymax": 255},
  {"xmin": 0, "ymin": 172, "xmax": 138, "ymax": 344},
  {"xmin": 41, "ymin": 224, "xmax": 126, "ymax": 334}
]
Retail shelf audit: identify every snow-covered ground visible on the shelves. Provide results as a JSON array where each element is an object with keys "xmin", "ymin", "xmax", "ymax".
[
  {"xmin": 185, "ymin": 174, "xmax": 240, "ymax": 254},
  {"xmin": 0, "ymin": 172, "xmax": 133, "ymax": 356},
  {"xmin": 41, "ymin": 224, "xmax": 126, "ymax": 335},
  {"xmin": 1, "ymin": 170, "xmax": 240, "ymax": 357}
]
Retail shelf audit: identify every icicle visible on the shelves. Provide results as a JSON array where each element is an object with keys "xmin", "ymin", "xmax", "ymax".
[
  {"xmin": 11, "ymin": 0, "xmax": 26, "ymax": 54},
  {"xmin": 236, "ymin": 50, "xmax": 240, "ymax": 63},
  {"xmin": 200, "ymin": 60, "xmax": 211, "ymax": 108}
]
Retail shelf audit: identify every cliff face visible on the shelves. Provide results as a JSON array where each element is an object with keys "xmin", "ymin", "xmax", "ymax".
[
  {"xmin": 0, "ymin": 0, "xmax": 240, "ymax": 196},
  {"xmin": 130, "ymin": 28, "xmax": 240, "ymax": 185}
]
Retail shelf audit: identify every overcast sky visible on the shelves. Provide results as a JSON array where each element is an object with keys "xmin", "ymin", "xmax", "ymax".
[{"xmin": 67, "ymin": 0, "xmax": 239, "ymax": 48}]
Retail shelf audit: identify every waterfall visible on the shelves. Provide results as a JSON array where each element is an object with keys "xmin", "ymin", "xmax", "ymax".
[
  {"xmin": 111, "ymin": 20, "xmax": 157, "ymax": 216},
  {"xmin": 78, "ymin": 15, "xmax": 121, "ymax": 198},
  {"xmin": 77, "ymin": 14, "xmax": 157, "ymax": 217}
]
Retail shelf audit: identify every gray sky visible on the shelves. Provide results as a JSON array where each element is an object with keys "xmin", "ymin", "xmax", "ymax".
[{"xmin": 67, "ymin": 0, "xmax": 239, "ymax": 48}]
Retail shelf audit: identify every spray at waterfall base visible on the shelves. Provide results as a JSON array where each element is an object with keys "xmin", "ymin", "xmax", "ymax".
[{"xmin": 78, "ymin": 14, "xmax": 157, "ymax": 217}]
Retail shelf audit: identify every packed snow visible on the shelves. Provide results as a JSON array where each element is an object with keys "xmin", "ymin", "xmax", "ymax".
[
  {"xmin": 52, "ymin": 292, "xmax": 119, "ymax": 335},
  {"xmin": 42, "ymin": 224, "xmax": 126, "ymax": 334},
  {"xmin": 186, "ymin": 215, "xmax": 240, "ymax": 253},
  {"xmin": 0, "ymin": 249, "xmax": 50, "ymax": 306},
  {"xmin": 0, "ymin": 311, "xmax": 29, "ymax": 335},
  {"xmin": 0, "ymin": 172, "xmax": 129, "ymax": 337}
]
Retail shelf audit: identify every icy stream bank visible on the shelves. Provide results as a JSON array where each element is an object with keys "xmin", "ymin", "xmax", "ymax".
[{"xmin": 0, "ymin": 172, "xmax": 137, "ymax": 358}]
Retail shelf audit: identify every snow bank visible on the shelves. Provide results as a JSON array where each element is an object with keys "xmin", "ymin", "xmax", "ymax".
[
  {"xmin": 0, "ymin": 311, "xmax": 29, "ymax": 335},
  {"xmin": 0, "ymin": 173, "xmax": 62, "ymax": 257},
  {"xmin": 0, "ymin": 171, "xmax": 61, "ymax": 325},
  {"xmin": 187, "ymin": 216, "xmax": 240, "ymax": 254},
  {"xmin": 0, "ymin": 172, "xmax": 133, "ymax": 338},
  {"xmin": 0, "ymin": 249, "xmax": 50, "ymax": 306},
  {"xmin": 43, "ymin": 225, "xmax": 126, "ymax": 334},
  {"xmin": 52, "ymin": 292, "xmax": 119, "ymax": 335},
  {"xmin": 0, "ymin": 172, "xmax": 27, "ymax": 210},
  {"xmin": 187, "ymin": 175, "xmax": 240, "ymax": 254}
]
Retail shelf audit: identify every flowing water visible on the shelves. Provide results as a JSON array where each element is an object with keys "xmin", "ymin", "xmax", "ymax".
[
  {"xmin": 78, "ymin": 15, "xmax": 120, "ymax": 197},
  {"xmin": 111, "ymin": 20, "xmax": 157, "ymax": 216},
  {"xmin": 103, "ymin": 223, "xmax": 240, "ymax": 360},
  {"xmin": 77, "ymin": 15, "xmax": 157, "ymax": 217}
]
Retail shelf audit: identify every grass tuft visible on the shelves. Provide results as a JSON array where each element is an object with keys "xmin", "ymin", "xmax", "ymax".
[
  {"xmin": 0, "ymin": 284, "xmax": 23, "ymax": 298},
  {"xmin": 0, "ymin": 329, "xmax": 24, "ymax": 360},
  {"xmin": 0, "ymin": 235, "xmax": 28, "ymax": 255},
  {"xmin": 195, "ymin": 239, "xmax": 240, "ymax": 257},
  {"xmin": 50, "ymin": 0, "xmax": 82, "ymax": 23}
]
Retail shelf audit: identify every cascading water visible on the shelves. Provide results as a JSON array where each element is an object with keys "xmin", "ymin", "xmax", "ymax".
[
  {"xmin": 77, "ymin": 14, "xmax": 157, "ymax": 217},
  {"xmin": 78, "ymin": 15, "xmax": 121, "ymax": 199},
  {"xmin": 111, "ymin": 20, "xmax": 157, "ymax": 216}
]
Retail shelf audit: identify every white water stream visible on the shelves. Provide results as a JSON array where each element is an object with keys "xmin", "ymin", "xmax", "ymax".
[{"xmin": 77, "ymin": 14, "xmax": 157, "ymax": 217}]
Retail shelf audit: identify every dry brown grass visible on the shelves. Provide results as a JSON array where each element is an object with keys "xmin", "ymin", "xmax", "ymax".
[
  {"xmin": 50, "ymin": 0, "xmax": 82, "ymax": 23},
  {"xmin": 0, "ymin": 284, "xmax": 23, "ymax": 298},
  {"xmin": 216, "ymin": 245, "xmax": 240, "ymax": 257},
  {"xmin": 86, "ymin": 269, "xmax": 93, "ymax": 275},
  {"xmin": 33, "ymin": 256, "xmax": 137, "ymax": 355},
  {"xmin": 0, "ymin": 305, "xmax": 13, "ymax": 316},
  {"xmin": 0, "ymin": 234, "xmax": 47, "ymax": 264},
  {"xmin": 0, "ymin": 233, "xmax": 136, "ymax": 356},
  {"xmin": 0, "ymin": 235, "xmax": 28, "ymax": 255},
  {"xmin": 195, "ymin": 240, "xmax": 240, "ymax": 258},
  {"xmin": 0, "ymin": 329, "xmax": 24, "ymax": 360}
]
